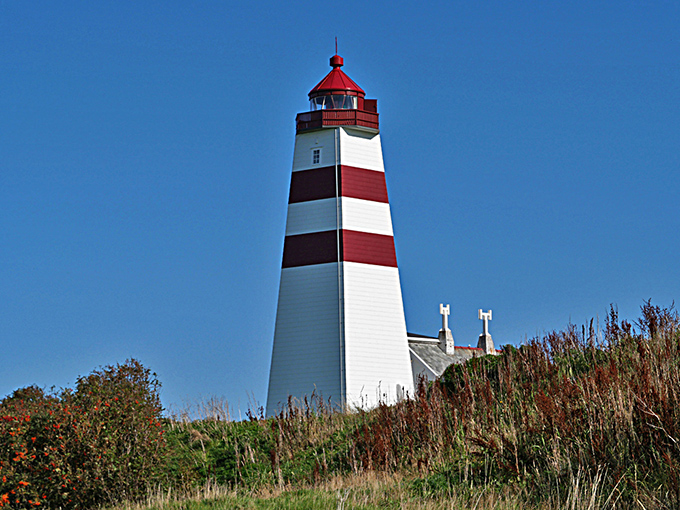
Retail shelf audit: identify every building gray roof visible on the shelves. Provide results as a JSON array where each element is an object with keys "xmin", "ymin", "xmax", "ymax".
[{"xmin": 408, "ymin": 333, "xmax": 485, "ymax": 378}]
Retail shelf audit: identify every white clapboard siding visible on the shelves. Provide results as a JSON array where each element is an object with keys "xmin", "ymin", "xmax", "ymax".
[
  {"xmin": 266, "ymin": 263, "xmax": 343, "ymax": 415},
  {"xmin": 342, "ymin": 262, "xmax": 414, "ymax": 408},
  {"xmin": 285, "ymin": 198, "xmax": 393, "ymax": 237},
  {"xmin": 292, "ymin": 129, "xmax": 337, "ymax": 172},
  {"xmin": 292, "ymin": 127, "xmax": 385, "ymax": 173},
  {"xmin": 285, "ymin": 199, "xmax": 337, "ymax": 236},
  {"xmin": 338, "ymin": 128, "xmax": 385, "ymax": 172},
  {"xmin": 340, "ymin": 198, "xmax": 393, "ymax": 237}
]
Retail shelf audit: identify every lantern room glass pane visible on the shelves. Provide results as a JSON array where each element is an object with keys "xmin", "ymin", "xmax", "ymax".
[{"xmin": 310, "ymin": 95, "xmax": 357, "ymax": 111}]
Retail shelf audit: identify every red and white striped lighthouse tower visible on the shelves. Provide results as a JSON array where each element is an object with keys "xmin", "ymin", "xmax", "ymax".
[{"xmin": 266, "ymin": 54, "xmax": 414, "ymax": 415}]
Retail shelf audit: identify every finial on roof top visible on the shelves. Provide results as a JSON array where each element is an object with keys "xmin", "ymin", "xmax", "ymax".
[
  {"xmin": 440, "ymin": 303, "xmax": 450, "ymax": 331},
  {"xmin": 478, "ymin": 309, "xmax": 492, "ymax": 336},
  {"xmin": 330, "ymin": 54, "xmax": 344, "ymax": 68}
]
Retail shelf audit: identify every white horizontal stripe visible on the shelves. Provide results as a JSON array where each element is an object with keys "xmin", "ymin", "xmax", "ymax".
[
  {"xmin": 292, "ymin": 130, "xmax": 336, "ymax": 172},
  {"xmin": 291, "ymin": 128, "xmax": 386, "ymax": 173},
  {"xmin": 340, "ymin": 197, "xmax": 393, "ymax": 236},
  {"xmin": 339, "ymin": 128, "xmax": 384, "ymax": 172},
  {"xmin": 285, "ymin": 199, "xmax": 337, "ymax": 236},
  {"xmin": 285, "ymin": 198, "xmax": 394, "ymax": 237}
]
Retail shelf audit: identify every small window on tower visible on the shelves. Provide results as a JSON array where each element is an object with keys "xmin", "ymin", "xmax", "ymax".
[{"xmin": 312, "ymin": 148, "xmax": 321, "ymax": 165}]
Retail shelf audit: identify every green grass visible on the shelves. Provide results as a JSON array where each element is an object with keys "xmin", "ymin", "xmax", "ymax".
[
  {"xmin": 112, "ymin": 470, "xmax": 632, "ymax": 510},
  {"xmin": 113, "ymin": 475, "xmax": 517, "ymax": 509},
  {"xmin": 109, "ymin": 301, "xmax": 680, "ymax": 509}
]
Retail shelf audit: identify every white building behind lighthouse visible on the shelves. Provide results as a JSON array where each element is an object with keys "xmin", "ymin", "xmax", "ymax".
[{"xmin": 266, "ymin": 54, "xmax": 415, "ymax": 415}]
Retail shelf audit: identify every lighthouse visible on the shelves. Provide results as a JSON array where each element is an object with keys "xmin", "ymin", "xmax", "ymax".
[{"xmin": 266, "ymin": 54, "xmax": 414, "ymax": 415}]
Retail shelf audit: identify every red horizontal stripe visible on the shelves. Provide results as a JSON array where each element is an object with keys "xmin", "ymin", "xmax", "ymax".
[
  {"xmin": 342, "ymin": 166, "xmax": 389, "ymax": 203},
  {"xmin": 282, "ymin": 230, "xmax": 338, "ymax": 268},
  {"xmin": 288, "ymin": 167, "xmax": 336, "ymax": 203},
  {"xmin": 342, "ymin": 230, "xmax": 397, "ymax": 268},
  {"xmin": 288, "ymin": 166, "xmax": 388, "ymax": 204},
  {"xmin": 282, "ymin": 230, "xmax": 397, "ymax": 268}
]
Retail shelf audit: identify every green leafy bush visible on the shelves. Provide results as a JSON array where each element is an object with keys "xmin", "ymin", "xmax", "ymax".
[{"xmin": 0, "ymin": 359, "xmax": 165, "ymax": 509}]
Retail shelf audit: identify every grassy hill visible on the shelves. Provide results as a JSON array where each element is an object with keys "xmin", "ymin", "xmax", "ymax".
[
  {"xmin": 3, "ymin": 302, "xmax": 679, "ymax": 509},
  {"xmin": 122, "ymin": 301, "xmax": 680, "ymax": 510}
]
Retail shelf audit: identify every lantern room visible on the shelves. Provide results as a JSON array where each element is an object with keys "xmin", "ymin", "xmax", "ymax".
[
  {"xmin": 296, "ymin": 54, "xmax": 379, "ymax": 133},
  {"xmin": 308, "ymin": 55, "xmax": 365, "ymax": 110}
]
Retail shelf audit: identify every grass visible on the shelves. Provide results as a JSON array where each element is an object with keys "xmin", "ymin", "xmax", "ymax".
[
  {"xmin": 112, "ymin": 301, "xmax": 680, "ymax": 510},
  {"xmin": 110, "ymin": 471, "xmax": 630, "ymax": 510}
]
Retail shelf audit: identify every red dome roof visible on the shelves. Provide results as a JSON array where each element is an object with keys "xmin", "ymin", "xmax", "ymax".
[{"xmin": 308, "ymin": 55, "xmax": 365, "ymax": 99}]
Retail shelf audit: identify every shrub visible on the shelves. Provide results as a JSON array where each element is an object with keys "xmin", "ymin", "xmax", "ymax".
[{"xmin": 0, "ymin": 359, "xmax": 165, "ymax": 509}]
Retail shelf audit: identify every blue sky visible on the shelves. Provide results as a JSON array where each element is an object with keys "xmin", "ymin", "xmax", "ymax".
[{"xmin": 2, "ymin": 1, "xmax": 678, "ymax": 413}]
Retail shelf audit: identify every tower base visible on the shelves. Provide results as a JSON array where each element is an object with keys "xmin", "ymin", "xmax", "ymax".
[
  {"xmin": 438, "ymin": 329, "xmax": 454, "ymax": 355},
  {"xmin": 477, "ymin": 334, "xmax": 495, "ymax": 355}
]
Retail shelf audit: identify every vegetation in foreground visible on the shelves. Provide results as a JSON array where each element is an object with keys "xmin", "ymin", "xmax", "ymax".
[
  {"xmin": 111, "ymin": 470, "xmax": 620, "ymax": 510},
  {"xmin": 0, "ymin": 360, "xmax": 165, "ymax": 508},
  {"xmin": 2, "ymin": 301, "xmax": 680, "ymax": 509}
]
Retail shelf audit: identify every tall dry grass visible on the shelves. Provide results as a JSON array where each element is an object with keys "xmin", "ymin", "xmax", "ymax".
[
  {"xmin": 111, "ymin": 470, "xmax": 624, "ymax": 510},
  {"xmin": 347, "ymin": 301, "xmax": 680, "ymax": 506},
  {"xmin": 161, "ymin": 301, "xmax": 680, "ymax": 508}
]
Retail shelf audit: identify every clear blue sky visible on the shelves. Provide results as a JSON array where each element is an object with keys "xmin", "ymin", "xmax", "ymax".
[{"xmin": 2, "ymin": 1, "xmax": 678, "ymax": 414}]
